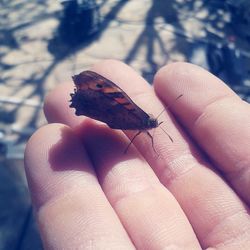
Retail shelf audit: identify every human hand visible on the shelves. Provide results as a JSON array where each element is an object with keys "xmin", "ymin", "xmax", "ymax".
[{"xmin": 25, "ymin": 60, "xmax": 250, "ymax": 249}]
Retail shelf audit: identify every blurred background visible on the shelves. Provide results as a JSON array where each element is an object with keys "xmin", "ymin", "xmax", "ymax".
[{"xmin": 1, "ymin": 0, "xmax": 250, "ymax": 249}]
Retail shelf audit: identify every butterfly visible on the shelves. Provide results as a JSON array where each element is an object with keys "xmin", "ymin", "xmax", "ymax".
[{"xmin": 69, "ymin": 70, "xmax": 180, "ymax": 153}]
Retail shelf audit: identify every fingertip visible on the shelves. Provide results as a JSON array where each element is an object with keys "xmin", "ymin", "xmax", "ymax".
[
  {"xmin": 91, "ymin": 59, "xmax": 126, "ymax": 70},
  {"xmin": 43, "ymin": 83, "xmax": 78, "ymax": 126},
  {"xmin": 91, "ymin": 59, "xmax": 132, "ymax": 75},
  {"xmin": 24, "ymin": 124, "xmax": 61, "ymax": 173},
  {"xmin": 24, "ymin": 123, "xmax": 94, "ymax": 210},
  {"xmin": 91, "ymin": 59, "xmax": 151, "ymax": 93},
  {"xmin": 153, "ymin": 62, "xmax": 237, "ymax": 126},
  {"xmin": 154, "ymin": 62, "xmax": 224, "ymax": 97}
]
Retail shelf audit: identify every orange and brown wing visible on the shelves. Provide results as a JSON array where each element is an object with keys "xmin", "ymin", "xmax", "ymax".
[{"xmin": 70, "ymin": 70, "xmax": 151, "ymax": 130}]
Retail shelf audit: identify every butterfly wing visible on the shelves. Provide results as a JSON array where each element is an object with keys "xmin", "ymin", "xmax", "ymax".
[{"xmin": 70, "ymin": 71, "xmax": 152, "ymax": 130}]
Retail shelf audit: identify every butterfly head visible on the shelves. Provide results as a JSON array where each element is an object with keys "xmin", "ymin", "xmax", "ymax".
[
  {"xmin": 147, "ymin": 114, "xmax": 159, "ymax": 128},
  {"xmin": 147, "ymin": 114, "xmax": 173, "ymax": 142}
]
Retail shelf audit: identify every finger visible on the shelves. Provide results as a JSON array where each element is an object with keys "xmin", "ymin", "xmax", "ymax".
[
  {"xmin": 154, "ymin": 64, "xmax": 250, "ymax": 249},
  {"xmin": 24, "ymin": 124, "xmax": 134, "ymax": 249},
  {"xmin": 154, "ymin": 62, "xmax": 250, "ymax": 205},
  {"xmin": 80, "ymin": 123, "xmax": 201, "ymax": 249}
]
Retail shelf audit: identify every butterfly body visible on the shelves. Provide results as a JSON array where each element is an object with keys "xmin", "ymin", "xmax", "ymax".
[{"xmin": 70, "ymin": 71, "xmax": 159, "ymax": 130}]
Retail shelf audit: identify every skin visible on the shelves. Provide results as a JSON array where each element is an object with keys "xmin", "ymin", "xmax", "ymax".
[{"xmin": 25, "ymin": 60, "xmax": 250, "ymax": 249}]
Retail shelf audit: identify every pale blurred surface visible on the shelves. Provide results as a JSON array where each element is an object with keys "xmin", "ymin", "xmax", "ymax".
[{"xmin": 1, "ymin": 1, "xmax": 250, "ymax": 249}]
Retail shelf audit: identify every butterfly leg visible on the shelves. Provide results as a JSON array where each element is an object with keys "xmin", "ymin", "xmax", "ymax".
[
  {"xmin": 146, "ymin": 131, "xmax": 158, "ymax": 155},
  {"xmin": 124, "ymin": 131, "xmax": 142, "ymax": 154}
]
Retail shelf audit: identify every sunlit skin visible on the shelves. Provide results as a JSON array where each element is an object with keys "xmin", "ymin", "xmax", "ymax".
[{"xmin": 25, "ymin": 60, "xmax": 250, "ymax": 249}]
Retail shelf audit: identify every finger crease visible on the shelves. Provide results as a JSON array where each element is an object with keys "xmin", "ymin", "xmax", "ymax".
[
  {"xmin": 204, "ymin": 209, "xmax": 250, "ymax": 249},
  {"xmin": 159, "ymin": 152, "xmax": 201, "ymax": 186},
  {"xmin": 192, "ymin": 94, "xmax": 237, "ymax": 129}
]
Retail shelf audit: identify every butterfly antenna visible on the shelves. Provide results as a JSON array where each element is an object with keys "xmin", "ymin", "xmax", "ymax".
[
  {"xmin": 159, "ymin": 126, "xmax": 173, "ymax": 143},
  {"xmin": 156, "ymin": 109, "xmax": 166, "ymax": 120},
  {"xmin": 156, "ymin": 94, "xmax": 183, "ymax": 119}
]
